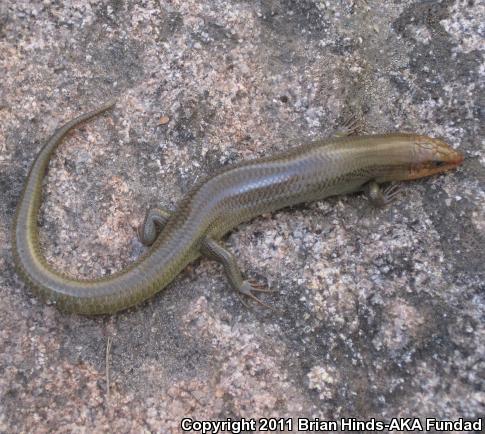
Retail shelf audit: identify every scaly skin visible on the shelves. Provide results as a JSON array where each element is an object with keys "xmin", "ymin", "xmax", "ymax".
[{"xmin": 12, "ymin": 102, "xmax": 464, "ymax": 314}]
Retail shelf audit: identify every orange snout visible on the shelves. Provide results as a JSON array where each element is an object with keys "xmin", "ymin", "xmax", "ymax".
[{"xmin": 408, "ymin": 136, "xmax": 464, "ymax": 180}]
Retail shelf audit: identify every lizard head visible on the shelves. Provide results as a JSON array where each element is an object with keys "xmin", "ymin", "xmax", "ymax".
[{"xmin": 406, "ymin": 135, "xmax": 464, "ymax": 180}]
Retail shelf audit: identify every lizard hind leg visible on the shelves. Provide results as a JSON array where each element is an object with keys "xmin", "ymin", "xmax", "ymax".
[
  {"xmin": 138, "ymin": 207, "xmax": 172, "ymax": 246},
  {"xmin": 201, "ymin": 238, "xmax": 276, "ymax": 309},
  {"xmin": 139, "ymin": 208, "xmax": 277, "ymax": 310}
]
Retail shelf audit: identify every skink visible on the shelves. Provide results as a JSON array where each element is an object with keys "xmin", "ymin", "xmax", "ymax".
[{"xmin": 12, "ymin": 101, "xmax": 463, "ymax": 314}]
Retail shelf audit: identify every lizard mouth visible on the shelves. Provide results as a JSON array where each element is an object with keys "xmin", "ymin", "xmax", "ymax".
[
  {"xmin": 449, "ymin": 151, "xmax": 465, "ymax": 167},
  {"xmin": 435, "ymin": 150, "xmax": 464, "ymax": 170},
  {"xmin": 439, "ymin": 147, "xmax": 464, "ymax": 169},
  {"xmin": 409, "ymin": 149, "xmax": 464, "ymax": 179}
]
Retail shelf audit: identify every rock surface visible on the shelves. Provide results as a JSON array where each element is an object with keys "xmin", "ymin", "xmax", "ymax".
[{"xmin": 0, "ymin": 0, "xmax": 483, "ymax": 432}]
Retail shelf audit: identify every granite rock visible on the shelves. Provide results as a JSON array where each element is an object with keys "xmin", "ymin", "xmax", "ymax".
[{"xmin": 0, "ymin": 0, "xmax": 483, "ymax": 432}]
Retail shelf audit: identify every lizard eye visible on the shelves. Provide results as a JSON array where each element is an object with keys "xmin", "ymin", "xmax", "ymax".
[{"xmin": 432, "ymin": 160, "xmax": 445, "ymax": 167}]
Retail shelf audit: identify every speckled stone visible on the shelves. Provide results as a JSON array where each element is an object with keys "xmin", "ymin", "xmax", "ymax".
[{"xmin": 0, "ymin": 0, "xmax": 483, "ymax": 432}]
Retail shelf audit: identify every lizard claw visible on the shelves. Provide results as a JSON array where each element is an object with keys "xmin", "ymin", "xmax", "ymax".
[
  {"xmin": 382, "ymin": 184, "xmax": 401, "ymax": 204},
  {"xmin": 247, "ymin": 278, "xmax": 275, "ymax": 292},
  {"xmin": 335, "ymin": 115, "xmax": 364, "ymax": 137},
  {"xmin": 239, "ymin": 280, "xmax": 276, "ymax": 310}
]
